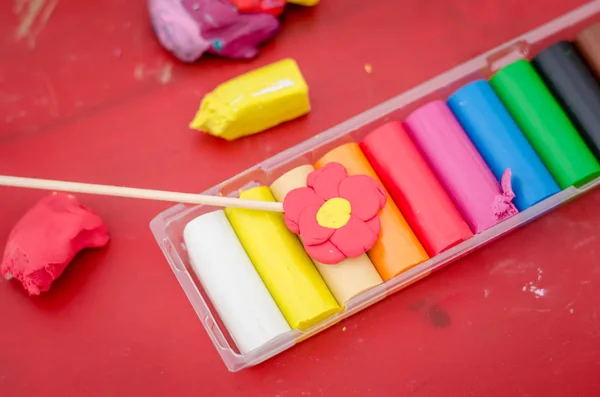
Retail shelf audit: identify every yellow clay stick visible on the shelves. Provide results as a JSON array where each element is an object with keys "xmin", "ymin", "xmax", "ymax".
[{"xmin": 225, "ymin": 186, "xmax": 339, "ymax": 330}]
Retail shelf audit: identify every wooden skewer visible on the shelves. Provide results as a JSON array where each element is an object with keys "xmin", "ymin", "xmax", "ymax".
[{"xmin": 0, "ymin": 175, "xmax": 284, "ymax": 212}]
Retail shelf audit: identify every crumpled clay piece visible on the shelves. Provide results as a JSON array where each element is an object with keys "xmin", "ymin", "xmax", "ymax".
[
  {"xmin": 1, "ymin": 193, "xmax": 110, "ymax": 295},
  {"xmin": 149, "ymin": 0, "xmax": 279, "ymax": 62},
  {"xmin": 226, "ymin": 0, "xmax": 286, "ymax": 16},
  {"xmin": 182, "ymin": 0, "xmax": 279, "ymax": 59},
  {"xmin": 493, "ymin": 169, "xmax": 519, "ymax": 221},
  {"xmin": 149, "ymin": 0, "xmax": 211, "ymax": 63}
]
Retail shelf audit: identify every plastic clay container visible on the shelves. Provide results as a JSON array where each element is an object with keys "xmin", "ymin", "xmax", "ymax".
[{"xmin": 150, "ymin": 0, "xmax": 600, "ymax": 372}]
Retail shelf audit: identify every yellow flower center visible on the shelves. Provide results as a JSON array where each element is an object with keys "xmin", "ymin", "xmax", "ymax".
[{"xmin": 316, "ymin": 198, "xmax": 352, "ymax": 229}]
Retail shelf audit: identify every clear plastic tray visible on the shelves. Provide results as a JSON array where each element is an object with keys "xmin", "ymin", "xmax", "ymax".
[{"xmin": 150, "ymin": 0, "xmax": 600, "ymax": 372}]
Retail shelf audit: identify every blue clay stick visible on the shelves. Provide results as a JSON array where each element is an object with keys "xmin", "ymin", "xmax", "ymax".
[{"xmin": 448, "ymin": 80, "xmax": 560, "ymax": 210}]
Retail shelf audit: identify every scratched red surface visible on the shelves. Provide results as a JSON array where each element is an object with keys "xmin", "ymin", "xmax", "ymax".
[{"xmin": 2, "ymin": 0, "xmax": 600, "ymax": 396}]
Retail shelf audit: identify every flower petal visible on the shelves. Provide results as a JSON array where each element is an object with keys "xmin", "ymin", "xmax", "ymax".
[
  {"xmin": 305, "ymin": 240, "xmax": 346, "ymax": 265},
  {"xmin": 283, "ymin": 187, "xmax": 324, "ymax": 233},
  {"xmin": 338, "ymin": 175, "xmax": 387, "ymax": 221},
  {"xmin": 298, "ymin": 205, "xmax": 335, "ymax": 246},
  {"xmin": 307, "ymin": 162, "xmax": 348, "ymax": 200},
  {"xmin": 330, "ymin": 215, "xmax": 378, "ymax": 258}
]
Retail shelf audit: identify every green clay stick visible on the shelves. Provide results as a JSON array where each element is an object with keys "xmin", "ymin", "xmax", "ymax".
[{"xmin": 490, "ymin": 59, "xmax": 600, "ymax": 188}]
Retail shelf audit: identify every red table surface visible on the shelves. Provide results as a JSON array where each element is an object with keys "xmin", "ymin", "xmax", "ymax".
[{"xmin": 2, "ymin": 0, "xmax": 600, "ymax": 396}]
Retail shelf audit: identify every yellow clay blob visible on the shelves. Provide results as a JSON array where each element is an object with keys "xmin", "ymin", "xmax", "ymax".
[
  {"xmin": 288, "ymin": 0, "xmax": 319, "ymax": 5},
  {"xmin": 189, "ymin": 58, "xmax": 311, "ymax": 141},
  {"xmin": 316, "ymin": 198, "xmax": 351, "ymax": 229}
]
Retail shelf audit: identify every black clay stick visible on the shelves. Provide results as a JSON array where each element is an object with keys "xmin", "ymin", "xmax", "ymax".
[{"xmin": 533, "ymin": 41, "xmax": 600, "ymax": 160}]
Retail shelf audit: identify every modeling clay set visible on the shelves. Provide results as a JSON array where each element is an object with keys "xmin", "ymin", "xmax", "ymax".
[{"xmin": 150, "ymin": 2, "xmax": 600, "ymax": 372}]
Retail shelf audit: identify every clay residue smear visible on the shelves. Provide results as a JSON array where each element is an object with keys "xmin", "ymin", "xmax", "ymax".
[
  {"xmin": 14, "ymin": 0, "xmax": 60, "ymax": 48},
  {"xmin": 427, "ymin": 305, "xmax": 451, "ymax": 328},
  {"xmin": 522, "ymin": 268, "xmax": 547, "ymax": 299}
]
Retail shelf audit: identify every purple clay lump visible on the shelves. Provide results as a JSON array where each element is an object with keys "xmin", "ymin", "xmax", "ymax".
[{"xmin": 149, "ymin": 0, "xmax": 279, "ymax": 62}]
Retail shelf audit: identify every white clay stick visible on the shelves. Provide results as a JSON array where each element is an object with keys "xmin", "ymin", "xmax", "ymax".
[{"xmin": 0, "ymin": 175, "xmax": 284, "ymax": 212}]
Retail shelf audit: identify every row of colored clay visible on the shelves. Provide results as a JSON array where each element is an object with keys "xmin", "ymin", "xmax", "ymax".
[
  {"xmin": 181, "ymin": 23, "xmax": 600, "ymax": 356},
  {"xmin": 181, "ymin": 132, "xmax": 493, "ymax": 356},
  {"xmin": 181, "ymin": 147, "xmax": 428, "ymax": 355}
]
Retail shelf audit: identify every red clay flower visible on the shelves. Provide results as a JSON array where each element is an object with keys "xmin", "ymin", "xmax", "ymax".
[{"xmin": 283, "ymin": 162, "xmax": 387, "ymax": 264}]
